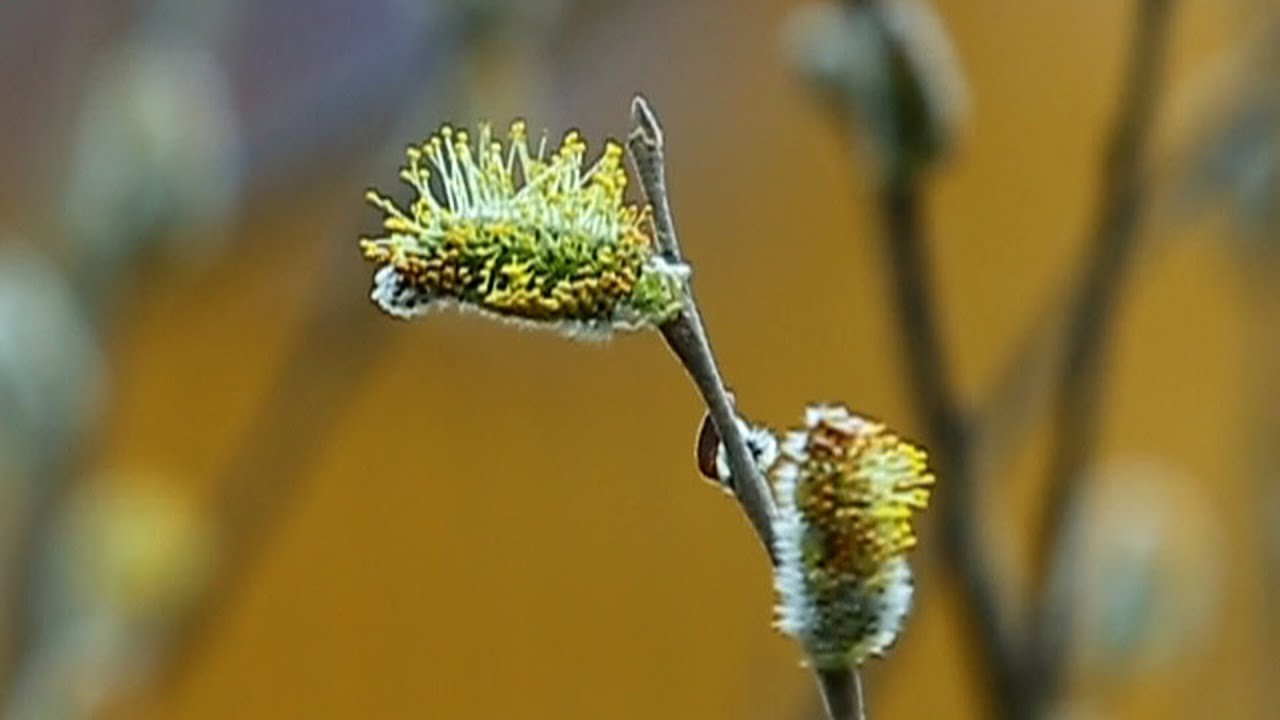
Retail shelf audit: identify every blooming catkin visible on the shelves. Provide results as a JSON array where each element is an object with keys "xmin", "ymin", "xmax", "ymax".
[
  {"xmin": 770, "ymin": 404, "xmax": 934, "ymax": 668},
  {"xmin": 359, "ymin": 122, "xmax": 687, "ymax": 334}
]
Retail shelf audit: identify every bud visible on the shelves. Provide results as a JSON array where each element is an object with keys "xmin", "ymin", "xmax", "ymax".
[
  {"xmin": 785, "ymin": 0, "xmax": 968, "ymax": 175},
  {"xmin": 1166, "ymin": 16, "xmax": 1280, "ymax": 253},
  {"xmin": 1068, "ymin": 460, "xmax": 1221, "ymax": 679},
  {"xmin": 8, "ymin": 478, "xmax": 214, "ymax": 720},
  {"xmin": 62, "ymin": 39, "xmax": 241, "ymax": 264},
  {"xmin": 0, "ymin": 241, "xmax": 103, "ymax": 452},
  {"xmin": 770, "ymin": 404, "xmax": 934, "ymax": 667}
]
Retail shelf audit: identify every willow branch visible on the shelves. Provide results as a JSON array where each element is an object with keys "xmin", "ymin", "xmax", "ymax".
[
  {"xmin": 154, "ymin": 16, "xmax": 469, "ymax": 686},
  {"xmin": 628, "ymin": 95, "xmax": 869, "ymax": 719},
  {"xmin": 627, "ymin": 96, "xmax": 777, "ymax": 560},
  {"xmin": 1027, "ymin": 0, "xmax": 1177, "ymax": 705},
  {"xmin": 816, "ymin": 668, "xmax": 866, "ymax": 720}
]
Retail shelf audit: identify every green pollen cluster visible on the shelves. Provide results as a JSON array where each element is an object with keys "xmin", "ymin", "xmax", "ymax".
[{"xmin": 359, "ymin": 122, "xmax": 686, "ymax": 330}]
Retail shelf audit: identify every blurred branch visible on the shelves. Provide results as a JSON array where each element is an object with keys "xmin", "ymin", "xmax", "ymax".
[
  {"xmin": 0, "ymin": 302, "xmax": 105, "ymax": 691},
  {"xmin": 971, "ymin": 284, "xmax": 1068, "ymax": 479},
  {"xmin": 790, "ymin": 0, "xmax": 1023, "ymax": 713},
  {"xmin": 158, "ymin": 230, "xmax": 393, "ymax": 692},
  {"xmin": 3, "ymin": 0, "xmax": 247, "ymax": 694},
  {"xmin": 629, "ymin": 95, "xmax": 867, "ymax": 719},
  {"xmin": 155, "ymin": 23, "xmax": 468, "ymax": 697},
  {"xmin": 786, "ymin": 0, "xmax": 1193, "ymax": 715},
  {"xmin": 1026, "ymin": 0, "xmax": 1177, "ymax": 707},
  {"xmin": 160, "ymin": 0, "xmax": 580, "ymax": 695},
  {"xmin": 876, "ymin": 162, "xmax": 1027, "ymax": 718},
  {"xmin": 0, "ymin": 443, "xmax": 82, "ymax": 704},
  {"xmin": 4, "ymin": 0, "xmax": 577, "ymax": 712},
  {"xmin": 1148, "ymin": 6, "xmax": 1280, "ymax": 708}
]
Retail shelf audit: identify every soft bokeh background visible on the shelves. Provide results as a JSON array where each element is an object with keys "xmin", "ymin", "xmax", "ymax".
[{"xmin": 0, "ymin": 0, "xmax": 1275, "ymax": 718}]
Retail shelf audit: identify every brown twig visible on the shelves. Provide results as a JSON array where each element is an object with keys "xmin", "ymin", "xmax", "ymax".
[
  {"xmin": 627, "ymin": 96, "xmax": 777, "ymax": 560},
  {"xmin": 1026, "ymin": 0, "xmax": 1177, "ymax": 708},
  {"xmin": 816, "ymin": 667, "xmax": 867, "ymax": 720},
  {"xmin": 628, "ymin": 95, "xmax": 869, "ymax": 719}
]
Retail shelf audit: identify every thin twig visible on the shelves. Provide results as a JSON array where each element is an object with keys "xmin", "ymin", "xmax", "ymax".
[
  {"xmin": 627, "ymin": 96, "xmax": 777, "ymax": 560},
  {"xmin": 816, "ymin": 667, "xmax": 866, "ymax": 720},
  {"xmin": 1026, "ymin": 0, "xmax": 1177, "ymax": 707},
  {"xmin": 628, "ymin": 95, "xmax": 867, "ymax": 720}
]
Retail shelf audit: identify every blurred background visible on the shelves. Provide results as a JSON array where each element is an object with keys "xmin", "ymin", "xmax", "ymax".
[{"xmin": 0, "ymin": 0, "xmax": 1276, "ymax": 718}]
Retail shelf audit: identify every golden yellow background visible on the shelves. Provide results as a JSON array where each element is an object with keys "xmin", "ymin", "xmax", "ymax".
[{"xmin": 5, "ymin": 0, "xmax": 1264, "ymax": 717}]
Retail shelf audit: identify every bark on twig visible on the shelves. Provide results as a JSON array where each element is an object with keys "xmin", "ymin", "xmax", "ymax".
[
  {"xmin": 628, "ymin": 95, "xmax": 865, "ymax": 720},
  {"xmin": 627, "ymin": 96, "xmax": 778, "ymax": 560},
  {"xmin": 817, "ymin": 667, "xmax": 867, "ymax": 720}
]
